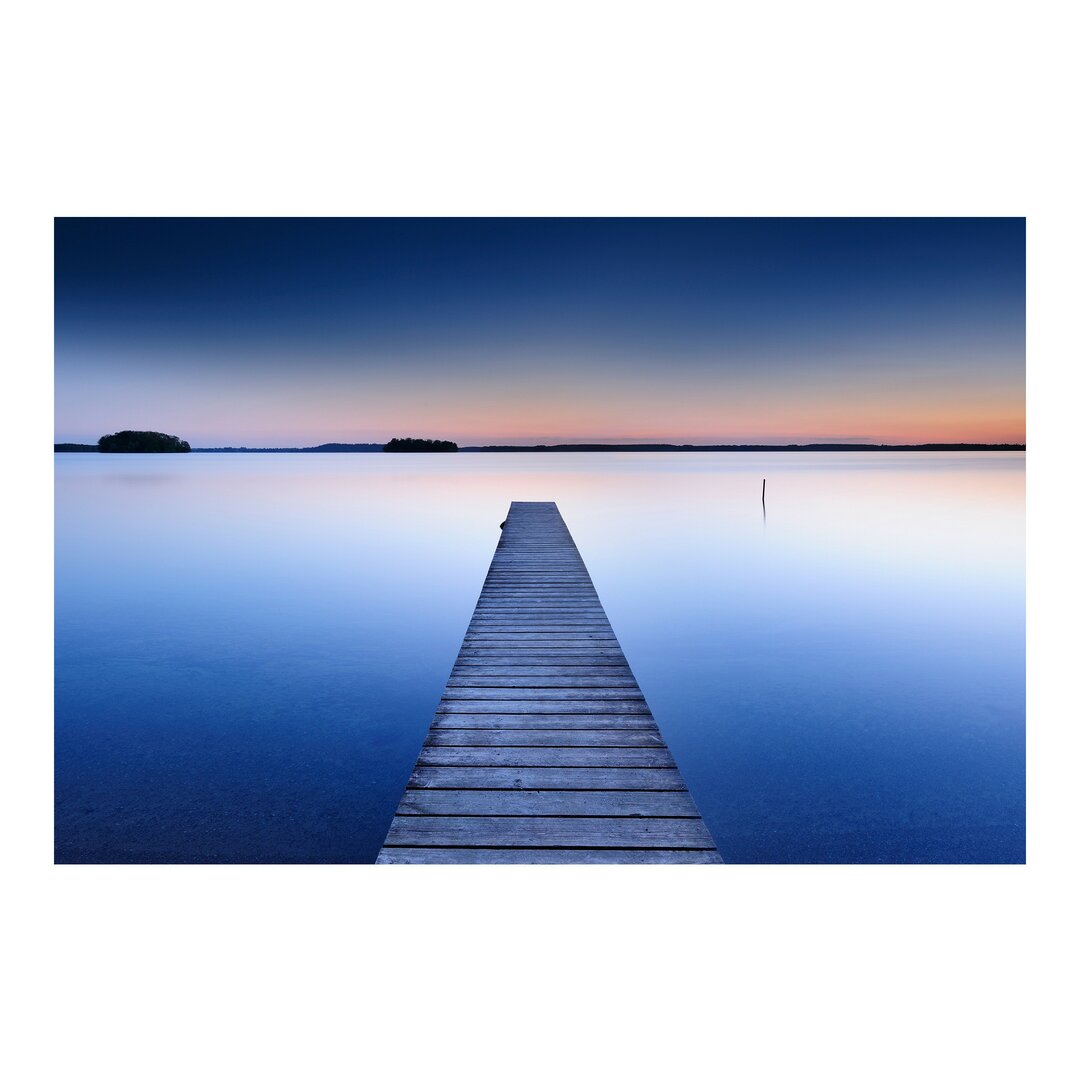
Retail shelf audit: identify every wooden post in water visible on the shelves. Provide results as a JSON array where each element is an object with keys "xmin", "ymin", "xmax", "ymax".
[{"xmin": 762, "ymin": 478, "xmax": 766, "ymax": 505}]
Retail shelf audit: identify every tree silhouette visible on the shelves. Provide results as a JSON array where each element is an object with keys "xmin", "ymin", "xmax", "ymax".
[
  {"xmin": 98, "ymin": 430, "xmax": 191, "ymax": 453},
  {"xmin": 383, "ymin": 437, "xmax": 457, "ymax": 453}
]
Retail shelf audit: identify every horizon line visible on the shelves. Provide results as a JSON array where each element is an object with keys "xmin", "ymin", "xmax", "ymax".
[{"xmin": 55, "ymin": 438, "xmax": 1028, "ymax": 452}]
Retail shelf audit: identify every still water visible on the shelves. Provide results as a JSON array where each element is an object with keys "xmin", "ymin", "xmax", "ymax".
[{"xmin": 54, "ymin": 452, "xmax": 1025, "ymax": 863}]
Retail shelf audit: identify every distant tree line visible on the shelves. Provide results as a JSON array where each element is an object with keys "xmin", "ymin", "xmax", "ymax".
[
  {"xmin": 297, "ymin": 443, "xmax": 383, "ymax": 453},
  {"xmin": 459, "ymin": 442, "xmax": 1026, "ymax": 452},
  {"xmin": 98, "ymin": 430, "xmax": 191, "ymax": 453},
  {"xmin": 383, "ymin": 437, "xmax": 458, "ymax": 453},
  {"xmin": 193, "ymin": 443, "xmax": 384, "ymax": 453}
]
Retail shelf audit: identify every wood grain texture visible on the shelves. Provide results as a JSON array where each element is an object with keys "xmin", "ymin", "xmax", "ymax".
[
  {"xmin": 376, "ymin": 848, "xmax": 723, "ymax": 864},
  {"xmin": 439, "ymin": 687, "xmax": 647, "ymax": 700},
  {"xmin": 407, "ymin": 766, "xmax": 690, "ymax": 790},
  {"xmin": 426, "ymin": 729, "xmax": 665, "ymax": 747},
  {"xmin": 383, "ymin": 815, "xmax": 717, "ymax": 848},
  {"xmin": 377, "ymin": 501, "xmax": 721, "ymax": 864},
  {"xmin": 417, "ymin": 745, "xmax": 677, "ymax": 768},
  {"xmin": 429, "ymin": 711, "xmax": 659, "ymax": 725},
  {"xmin": 436, "ymin": 701, "xmax": 653, "ymax": 714},
  {"xmin": 394, "ymin": 789, "xmax": 699, "ymax": 816},
  {"xmin": 429, "ymin": 715, "xmax": 660, "ymax": 730},
  {"xmin": 446, "ymin": 680, "xmax": 641, "ymax": 690}
]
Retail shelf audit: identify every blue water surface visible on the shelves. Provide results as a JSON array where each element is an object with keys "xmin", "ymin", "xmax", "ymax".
[{"xmin": 55, "ymin": 452, "xmax": 1025, "ymax": 863}]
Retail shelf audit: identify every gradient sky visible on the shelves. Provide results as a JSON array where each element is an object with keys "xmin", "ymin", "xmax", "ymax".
[{"xmin": 54, "ymin": 218, "xmax": 1025, "ymax": 446}]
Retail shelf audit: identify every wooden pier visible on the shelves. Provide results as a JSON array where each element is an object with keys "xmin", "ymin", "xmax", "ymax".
[{"xmin": 377, "ymin": 502, "xmax": 721, "ymax": 863}]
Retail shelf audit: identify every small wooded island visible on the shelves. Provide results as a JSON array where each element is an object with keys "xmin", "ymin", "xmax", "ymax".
[
  {"xmin": 98, "ymin": 430, "xmax": 191, "ymax": 453},
  {"xmin": 383, "ymin": 437, "xmax": 458, "ymax": 452}
]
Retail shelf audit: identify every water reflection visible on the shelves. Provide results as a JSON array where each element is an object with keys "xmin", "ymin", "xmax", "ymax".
[{"xmin": 54, "ymin": 452, "xmax": 1025, "ymax": 863}]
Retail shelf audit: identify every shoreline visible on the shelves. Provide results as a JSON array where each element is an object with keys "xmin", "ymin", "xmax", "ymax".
[{"xmin": 55, "ymin": 442, "xmax": 1026, "ymax": 454}]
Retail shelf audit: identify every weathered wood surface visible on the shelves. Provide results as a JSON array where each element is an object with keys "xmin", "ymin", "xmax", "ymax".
[
  {"xmin": 378, "ymin": 848, "xmax": 721, "ymax": 864},
  {"xmin": 394, "ymin": 790, "xmax": 698, "ymax": 815},
  {"xmin": 407, "ymin": 766, "xmax": 690, "ymax": 790},
  {"xmin": 377, "ymin": 501, "xmax": 721, "ymax": 864},
  {"xmin": 383, "ymin": 816, "xmax": 716, "ymax": 848}
]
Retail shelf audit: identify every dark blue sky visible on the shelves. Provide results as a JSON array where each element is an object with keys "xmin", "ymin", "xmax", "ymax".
[{"xmin": 55, "ymin": 218, "xmax": 1025, "ymax": 445}]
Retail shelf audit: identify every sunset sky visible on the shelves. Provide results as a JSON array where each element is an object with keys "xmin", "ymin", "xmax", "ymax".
[{"xmin": 54, "ymin": 218, "xmax": 1025, "ymax": 446}]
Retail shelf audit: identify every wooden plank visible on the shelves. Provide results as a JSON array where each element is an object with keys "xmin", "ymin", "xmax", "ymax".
[
  {"xmin": 451, "ymin": 666, "xmax": 632, "ymax": 676},
  {"xmin": 430, "ymin": 715, "xmax": 660, "ymax": 730},
  {"xmin": 455, "ymin": 647, "xmax": 629, "ymax": 656},
  {"xmin": 378, "ymin": 501, "xmax": 720, "ymax": 864},
  {"xmin": 469, "ymin": 614, "xmax": 611, "ymax": 622},
  {"xmin": 476, "ymin": 583, "xmax": 599, "ymax": 591},
  {"xmin": 479, "ymin": 583, "xmax": 598, "ymax": 588},
  {"xmin": 476, "ymin": 593, "xmax": 602, "ymax": 597},
  {"xmin": 417, "ymin": 746, "xmax": 676, "ymax": 768},
  {"xmin": 472, "ymin": 604, "xmax": 604, "ymax": 609},
  {"xmin": 480, "ymin": 584, "xmax": 595, "ymax": 590},
  {"xmin": 463, "ymin": 631, "xmax": 618, "ymax": 638},
  {"xmin": 456, "ymin": 649, "xmax": 624, "ymax": 655},
  {"xmin": 440, "ymin": 687, "xmax": 646, "ymax": 700},
  {"xmin": 394, "ymin": 789, "xmax": 699, "ymax": 816},
  {"xmin": 383, "ymin": 815, "xmax": 717, "ymax": 848},
  {"xmin": 475, "ymin": 598, "xmax": 603, "ymax": 604},
  {"xmin": 377, "ymin": 848, "xmax": 723, "ymax": 864},
  {"xmin": 426, "ymin": 729, "xmax": 665, "ymax": 747},
  {"xmin": 467, "ymin": 626, "xmax": 614, "ymax": 633},
  {"xmin": 479, "ymin": 590, "xmax": 600, "ymax": 595},
  {"xmin": 447, "ymin": 677, "xmax": 640, "ymax": 688},
  {"xmin": 462, "ymin": 626, "xmax": 617, "ymax": 630},
  {"xmin": 479, "ymin": 582, "xmax": 598, "ymax": 588},
  {"xmin": 474, "ymin": 596, "xmax": 605, "ymax": 601},
  {"xmin": 462, "ymin": 636, "xmax": 621, "ymax": 645},
  {"xmin": 432, "ymin": 710, "xmax": 656, "ymax": 722},
  {"xmin": 406, "ymin": 766, "xmax": 689, "ymax": 790},
  {"xmin": 436, "ymin": 701, "xmax": 652, "ymax": 714},
  {"xmin": 458, "ymin": 641, "xmax": 624, "ymax": 648},
  {"xmin": 473, "ymin": 607, "xmax": 605, "ymax": 613}
]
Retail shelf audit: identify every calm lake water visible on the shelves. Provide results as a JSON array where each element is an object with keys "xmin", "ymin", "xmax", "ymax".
[{"xmin": 54, "ymin": 452, "xmax": 1025, "ymax": 863}]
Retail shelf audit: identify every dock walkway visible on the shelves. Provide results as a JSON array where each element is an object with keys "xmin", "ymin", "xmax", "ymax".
[{"xmin": 377, "ymin": 501, "xmax": 721, "ymax": 863}]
